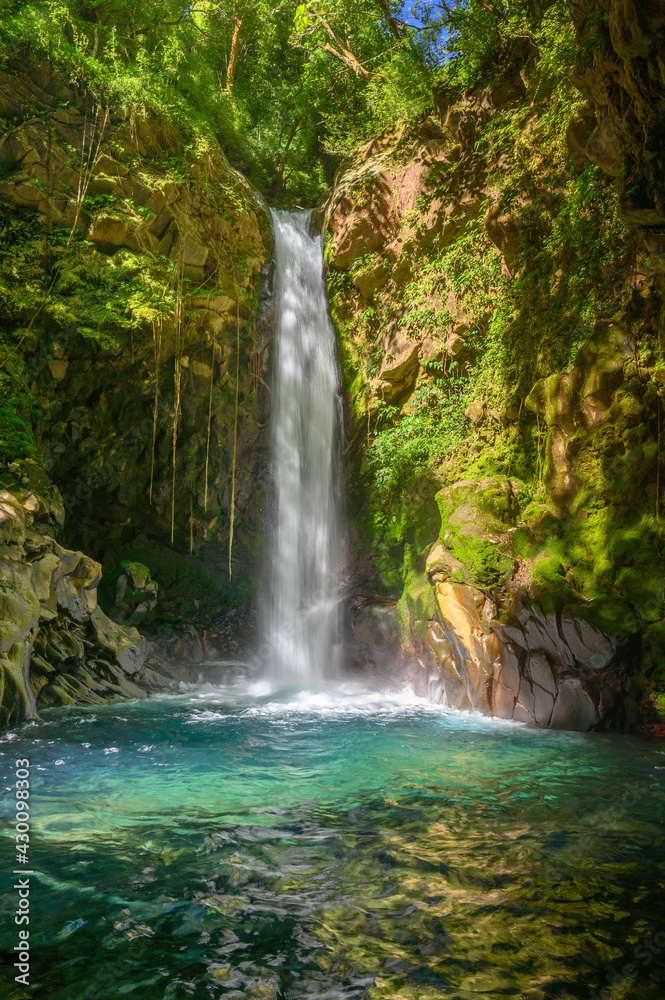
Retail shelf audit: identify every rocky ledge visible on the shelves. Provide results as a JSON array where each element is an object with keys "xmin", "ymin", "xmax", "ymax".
[
  {"xmin": 351, "ymin": 574, "xmax": 645, "ymax": 733},
  {"xmin": 0, "ymin": 460, "xmax": 185, "ymax": 726}
]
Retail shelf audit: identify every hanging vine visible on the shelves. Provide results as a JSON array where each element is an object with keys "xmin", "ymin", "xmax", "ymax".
[
  {"xmin": 15, "ymin": 101, "xmax": 109, "ymax": 354},
  {"xmin": 190, "ymin": 493, "xmax": 194, "ymax": 555},
  {"xmin": 171, "ymin": 264, "xmax": 184, "ymax": 546},
  {"xmin": 657, "ymin": 389, "xmax": 662, "ymax": 558},
  {"xmin": 149, "ymin": 318, "xmax": 161, "ymax": 505},
  {"xmin": 204, "ymin": 334, "xmax": 216, "ymax": 512},
  {"xmin": 228, "ymin": 294, "xmax": 241, "ymax": 580},
  {"xmin": 69, "ymin": 103, "xmax": 109, "ymax": 245}
]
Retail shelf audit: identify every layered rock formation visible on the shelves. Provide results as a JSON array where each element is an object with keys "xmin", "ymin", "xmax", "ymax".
[
  {"xmin": 0, "ymin": 57, "xmax": 273, "ymax": 623},
  {"xmin": 571, "ymin": 1, "xmax": 665, "ymax": 238}
]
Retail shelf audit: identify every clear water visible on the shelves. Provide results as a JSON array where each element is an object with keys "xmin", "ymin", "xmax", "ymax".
[
  {"xmin": 261, "ymin": 210, "xmax": 344, "ymax": 683},
  {"xmin": 1, "ymin": 681, "xmax": 665, "ymax": 999}
]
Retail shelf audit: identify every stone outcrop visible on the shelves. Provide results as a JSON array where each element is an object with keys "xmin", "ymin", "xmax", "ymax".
[
  {"xmin": 0, "ymin": 53, "xmax": 281, "ymax": 727},
  {"xmin": 350, "ymin": 556, "xmax": 643, "ymax": 732},
  {"xmin": 0, "ymin": 461, "xmax": 175, "ymax": 726},
  {"xmin": 370, "ymin": 470, "xmax": 645, "ymax": 731},
  {"xmin": 109, "ymin": 562, "xmax": 159, "ymax": 624},
  {"xmin": 571, "ymin": 1, "xmax": 665, "ymax": 247},
  {"xmin": 416, "ymin": 578, "xmax": 641, "ymax": 731}
]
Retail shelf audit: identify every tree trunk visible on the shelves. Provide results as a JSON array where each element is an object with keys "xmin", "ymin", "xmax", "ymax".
[
  {"xmin": 226, "ymin": 17, "xmax": 243, "ymax": 91},
  {"xmin": 316, "ymin": 15, "xmax": 378, "ymax": 80},
  {"xmin": 320, "ymin": 40, "xmax": 376, "ymax": 80}
]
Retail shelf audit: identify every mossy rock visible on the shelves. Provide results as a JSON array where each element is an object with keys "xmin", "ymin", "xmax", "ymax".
[
  {"xmin": 0, "ymin": 561, "xmax": 40, "ymax": 654},
  {"xmin": 643, "ymin": 620, "xmax": 665, "ymax": 719},
  {"xmin": 527, "ymin": 571, "xmax": 580, "ymax": 612},
  {"xmin": 112, "ymin": 536, "xmax": 252, "ymax": 621},
  {"xmin": 7, "ymin": 459, "xmax": 65, "ymax": 529},
  {"xmin": 0, "ymin": 646, "xmax": 33, "ymax": 726},
  {"xmin": 395, "ymin": 545, "xmax": 437, "ymax": 642},
  {"xmin": 445, "ymin": 532, "xmax": 514, "ymax": 591},
  {"xmin": 525, "ymin": 372, "xmax": 577, "ymax": 429},
  {"xmin": 0, "ymin": 492, "xmax": 27, "ymax": 546},
  {"xmin": 614, "ymin": 565, "xmax": 664, "ymax": 618},
  {"xmin": 434, "ymin": 477, "xmax": 527, "ymax": 592},
  {"xmin": 100, "ymin": 559, "xmax": 158, "ymax": 624},
  {"xmin": 568, "ymin": 594, "xmax": 638, "ymax": 640},
  {"xmin": 512, "ymin": 501, "xmax": 562, "ymax": 560},
  {"xmin": 474, "ymin": 479, "xmax": 526, "ymax": 524},
  {"xmin": 436, "ymin": 476, "xmax": 529, "ymax": 533}
]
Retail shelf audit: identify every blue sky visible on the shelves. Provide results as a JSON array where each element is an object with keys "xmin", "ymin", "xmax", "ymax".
[{"xmin": 398, "ymin": 2, "xmax": 425, "ymax": 30}]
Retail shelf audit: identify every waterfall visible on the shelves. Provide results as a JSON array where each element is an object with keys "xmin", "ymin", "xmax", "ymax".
[{"xmin": 260, "ymin": 209, "xmax": 344, "ymax": 683}]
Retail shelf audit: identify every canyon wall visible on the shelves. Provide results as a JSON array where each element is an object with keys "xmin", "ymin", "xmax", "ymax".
[
  {"xmin": 0, "ymin": 56, "xmax": 272, "ymax": 722},
  {"xmin": 326, "ymin": 10, "xmax": 665, "ymax": 730}
]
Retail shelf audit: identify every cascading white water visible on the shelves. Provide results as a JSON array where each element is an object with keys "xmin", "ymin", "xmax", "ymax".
[{"xmin": 260, "ymin": 209, "xmax": 344, "ymax": 682}]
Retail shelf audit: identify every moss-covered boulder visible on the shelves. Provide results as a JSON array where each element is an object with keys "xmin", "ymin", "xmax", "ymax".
[
  {"xmin": 0, "ymin": 560, "xmax": 40, "ymax": 724},
  {"xmin": 434, "ymin": 477, "xmax": 528, "ymax": 593},
  {"xmin": 0, "ymin": 474, "xmax": 181, "ymax": 726}
]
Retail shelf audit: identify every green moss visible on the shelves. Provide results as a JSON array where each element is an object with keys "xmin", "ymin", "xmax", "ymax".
[
  {"xmin": 394, "ymin": 539, "xmax": 440, "ymax": 638},
  {"xmin": 643, "ymin": 621, "xmax": 665, "ymax": 719},
  {"xmin": 433, "ymin": 479, "xmax": 519, "ymax": 592}
]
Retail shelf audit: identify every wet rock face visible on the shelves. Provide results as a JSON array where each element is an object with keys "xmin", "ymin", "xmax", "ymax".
[
  {"xmin": 487, "ymin": 593, "xmax": 639, "ymax": 729},
  {"xmin": 352, "ymin": 570, "xmax": 642, "ymax": 732},
  {"xmin": 322, "ymin": 112, "xmax": 494, "ymax": 447},
  {"xmin": 345, "ymin": 598, "xmax": 404, "ymax": 678},
  {"xmin": 324, "ymin": 18, "xmax": 665, "ymax": 730},
  {"xmin": 523, "ymin": 319, "xmax": 632, "ymax": 512},
  {"xmin": 381, "ymin": 463, "xmax": 649, "ymax": 731},
  {"xmin": 347, "ymin": 575, "xmax": 641, "ymax": 732},
  {"xmin": 346, "ymin": 457, "xmax": 650, "ymax": 731}
]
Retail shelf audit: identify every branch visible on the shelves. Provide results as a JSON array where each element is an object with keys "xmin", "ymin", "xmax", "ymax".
[
  {"xmin": 374, "ymin": 0, "xmax": 403, "ymax": 40},
  {"xmin": 320, "ymin": 41, "xmax": 377, "ymax": 80},
  {"xmin": 309, "ymin": 11, "xmax": 381, "ymax": 80}
]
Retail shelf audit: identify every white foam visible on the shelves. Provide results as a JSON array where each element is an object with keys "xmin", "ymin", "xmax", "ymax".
[
  {"xmin": 243, "ymin": 682, "xmax": 439, "ymax": 717},
  {"xmin": 175, "ymin": 679, "xmax": 528, "ymax": 732}
]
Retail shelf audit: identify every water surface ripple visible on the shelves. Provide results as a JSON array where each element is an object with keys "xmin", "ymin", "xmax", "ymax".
[{"xmin": 1, "ymin": 681, "xmax": 664, "ymax": 999}]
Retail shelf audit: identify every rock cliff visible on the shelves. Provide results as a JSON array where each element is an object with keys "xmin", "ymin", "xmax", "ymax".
[
  {"xmin": 0, "ymin": 55, "xmax": 273, "ymax": 721},
  {"xmin": 2, "ymin": 7, "xmax": 665, "ymax": 733},
  {"xmin": 0, "ymin": 459, "xmax": 182, "ymax": 725},
  {"xmin": 324, "ymin": 12, "xmax": 664, "ymax": 730}
]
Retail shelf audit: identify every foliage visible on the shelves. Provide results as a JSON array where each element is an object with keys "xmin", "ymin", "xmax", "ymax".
[
  {"xmin": 412, "ymin": 0, "xmax": 566, "ymax": 87},
  {"xmin": 0, "ymin": 0, "xmax": 438, "ymax": 205},
  {"xmin": 368, "ymin": 377, "xmax": 468, "ymax": 497},
  {"xmin": 0, "ymin": 366, "xmax": 37, "ymax": 464},
  {"xmin": 0, "ymin": 2, "xmax": 573, "ymax": 205},
  {"xmin": 0, "ymin": 208, "xmax": 181, "ymax": 468}
]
